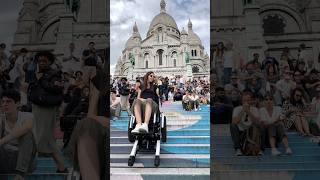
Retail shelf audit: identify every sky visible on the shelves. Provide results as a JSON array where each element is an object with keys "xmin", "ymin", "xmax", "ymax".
[
  {"xmin": 110, "ymin": 0, "xmax": 210, "ymax": 75},
  {"xmin": 0, "ymin": 0, "xmax": 22, "ymax": 53}
]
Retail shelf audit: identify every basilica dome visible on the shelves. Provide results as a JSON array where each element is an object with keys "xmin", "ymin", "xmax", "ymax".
[{"xmin": 147, "ymin": 0, "xmax": 179, "ymax": 36}]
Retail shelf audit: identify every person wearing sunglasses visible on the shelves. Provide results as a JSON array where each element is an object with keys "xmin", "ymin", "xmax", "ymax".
[
  {"xmin": 286, "ymin": 88, "xmax": 312, "ymax": 136},
  {"xmin": 259, "ymin": 94, "xmax": 292, "ymax": 156},
  {"xmin": 131, "ymin": 71, "xmax": 159, "ymax": 133}
]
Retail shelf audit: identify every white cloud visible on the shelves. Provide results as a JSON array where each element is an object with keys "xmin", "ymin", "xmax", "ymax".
[{"xmin": 110, "ymin": 0, "xmax": 210, "ymax": 74}]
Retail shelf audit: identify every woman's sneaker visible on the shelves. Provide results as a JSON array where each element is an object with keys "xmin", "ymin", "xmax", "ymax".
[
  {"xmin": 139, "ymin": 123, "xmax": 149, "ymax": 133},
  {"xmin": 285, "ymin": 148, "xmax": 293, "ymax": 155},
  {"xmin": 131, "ymin": 124, "xmax": 142, "ymax": 134},
  {"xmin": 271, "ymin": 148, "xmax": 281, "ymax": 156},
  {"xmin": 235, "ymin": 149, "xmax": 243, "ymax": 156}
]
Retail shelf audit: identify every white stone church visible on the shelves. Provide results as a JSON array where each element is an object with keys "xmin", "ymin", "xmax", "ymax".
[
  {"xmin": 212, "ymin": 0, "xmax": 320, "ymax": 65},
  {"xmin": 114, "ymin": 0, "xmax": 210, "ymax": 80},
  {"xmin": 12, "ymin": 0, "xmax": 107, "ymax": 58}
]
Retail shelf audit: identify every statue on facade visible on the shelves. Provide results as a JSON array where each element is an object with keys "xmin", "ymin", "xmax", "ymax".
[
  {"xmin": 129, "ymin": 54, "xmax": 135, "ymax": 68},
  {"xmin": 185, "ymin": 52, "xmax": 190, "ymax": 64},
  {"xmin": 65, "ymin": 0, "xmax": 80, "ymax": 15}
]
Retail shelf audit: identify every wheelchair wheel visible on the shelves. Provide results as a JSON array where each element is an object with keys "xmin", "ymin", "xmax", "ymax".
[
  {"xmin": 161, "ymin": 116, "xmax": 167, "ymax": 142},
  {"xmin": 154, "ymin": 156, "xmax": 160, "ymax": 167},
  {"xmin": 128, "ymin": 119, "xmax": 135, "ymax": 143},
  {"xmin": 128, "ymin": 156, "xmax": 135, "ymax": 166}
]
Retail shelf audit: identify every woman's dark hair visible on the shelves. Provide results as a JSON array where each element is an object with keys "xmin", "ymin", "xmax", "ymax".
[
  {"xmin": 35, "ymin": 51, "xmax": 55, "ymax": 64},
  {"xmin": 141, "ymin": 71, "xmax": 155, "ymax": 91},
  {"xmin": 290, "ymin": 88, "xmax": 304, "ymax": 106},
  {"xmin": 1, "ymin": 89, "xmax": 21, "ymax": 103},
  {"xmin": 266, "ymin": 64, "xmax": 278, "ymax": 76},
  {"xmin": 264, "ymin": 93, "xmax": 274, "ymax": 101}
]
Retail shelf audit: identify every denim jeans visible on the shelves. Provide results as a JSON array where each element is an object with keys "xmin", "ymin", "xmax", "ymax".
[
  {"xmin": 0, "ymin": 132, "xmax": 37, "ymax": 174},
  {"xmin": 223, "ymin": 68, "xmax": 232, "ymax": 85}
]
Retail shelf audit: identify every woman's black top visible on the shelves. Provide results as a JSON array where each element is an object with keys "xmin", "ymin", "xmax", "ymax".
[{"xmin": 141, "ymin": 87, "xmax": 159, "ymax": 105}]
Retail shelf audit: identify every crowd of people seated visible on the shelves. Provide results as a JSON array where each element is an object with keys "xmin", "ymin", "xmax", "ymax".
[
  {"xmin": 110, "ymin": 73, "xmax": 210, "ymax": 121},
  {"xmin": 0, "ymin": 42, "xmax": 107, "ymax": 180},
  {"xmin": 212, "ymin": 42, "xmax": 320, "ymax": 156}
]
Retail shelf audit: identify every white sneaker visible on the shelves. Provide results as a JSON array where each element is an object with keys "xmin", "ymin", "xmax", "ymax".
[
  {"xmin": 139, "ymin": 123, "xmax": 149, "ymax": 133},
  {"xmin": 286, "ymin": 148, "xmax": 293, "ymax": 155},
  {"xmin": 235, "ymin": 149, "xmax": 243, "ymax": 156},
  {"xmin": 131, "ymin": 124, "xmax": 142, "ymax": 134},
  {"xmin": 271, "ymin": 148, "xmax": 281, "ymax": 156},
  {"xmin": 195, "ymin": 108, "xmax": 198, "ymax": 111}
]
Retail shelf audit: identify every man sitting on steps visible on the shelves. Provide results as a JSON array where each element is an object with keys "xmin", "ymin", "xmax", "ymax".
[
  {"xmin": 230, "ymin": 91, "xmax": 265, "ymax": 156},
  {"xmin": 0, "ymin": 90, "xmax": 37, "ymax": 180}
]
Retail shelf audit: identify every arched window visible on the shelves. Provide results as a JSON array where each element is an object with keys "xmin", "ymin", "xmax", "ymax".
[
  {"xmin": 146, "ymin": 61, "xmax": 148, "ymax": 68},
  {"xmin": 191, "ymin": 50, "xmax": 194, "ymax": 56},
  {"xmin": 195, "ymin": 50, "xmax": 197, "ymax": 56},
  {"xmin": 171, "ymin": 51, "xmax": 177, "ymax": 67},
  {"xmin": 157, "ymin": 49, "xmax": 164, "ymax": 66}
]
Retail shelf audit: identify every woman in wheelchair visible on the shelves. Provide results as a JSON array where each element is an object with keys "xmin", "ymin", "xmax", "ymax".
[{"xmin": 131, "ymin": 71, "xmax": 159, "ymax": 134}]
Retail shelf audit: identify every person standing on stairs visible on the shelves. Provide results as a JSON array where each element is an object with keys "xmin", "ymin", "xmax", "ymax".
[
  {"xmin": 28, "ymin": 51, "xmax": 68, "ymax": 173},
  {"xmin": 118, "ymin": 77, "xmax": 131, "ymax": 116},
  {"xmin": 230, "ymin": 91, "xmax": 265, "ymax": 156},
  {"xmin": 259, "ymin": 94, "xmax": 293, "ymax": 156},
  {"xmin": 0, "ymin": 90, "xmax": 36, "ymax": 180}
]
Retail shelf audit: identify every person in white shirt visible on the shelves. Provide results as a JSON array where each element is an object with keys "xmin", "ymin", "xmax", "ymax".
[
  {"xmin": 230, "ymin": 91, "xmax": 264, "ymax": 156},
  {"xmin": 190, "ymin": 92, "xmax": 200, "ymax": 111},
  {"xmin": 0, "ymin": 90, "xmax": 36, "ymax": 179},
  {"xmin": 110, "ymin": 90, "xmax": 121, "ymax": 120},
  {"xmin": 182, "ymin": 91, "xmax": 192, "ymax": 111},
  {"xmin": 259, "ymin": 94, "xmax": 292, "ymax": 156},
  {"xmin": 275, "ymin": 70, "xmax": 296, "ymax": 105},
  {"xmin": 9, "ymin": 48, "xmax": 29, "ymax": 85}
]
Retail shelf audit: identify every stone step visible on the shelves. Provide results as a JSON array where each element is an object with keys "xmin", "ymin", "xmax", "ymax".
[
  {"xmin": 111, "ymin": 168, "xmax": 209, "ymax": 180},
  {"xmin": 212, "ymin": 170, "xmax": 320, "ymax": 180},
  {"xmin": 213, "ymin": 155, "xmax": 320, "ymax": 163},
  {"xmin": 213, "ymin": 147, "xmax": 320, "ymax": 156},
  {"xmin": 213, "ymin": 162, "xmax": 320, "ymax": 170},
  {"xmin": 111, "ymin": 136, "xmax": 210, "ymax": 144}
]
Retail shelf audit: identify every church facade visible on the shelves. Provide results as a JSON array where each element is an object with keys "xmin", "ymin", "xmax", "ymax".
[
  {"xmin": 114, "ymin": 0, "xmax": 210, "ymax": 79},
  {"xmin": 211, "ymin": 0, "xmax": 320, "ymax": 64},
  {"xmin": 12, "ymin": 0, "xmax": 108, "ymax": 57}
]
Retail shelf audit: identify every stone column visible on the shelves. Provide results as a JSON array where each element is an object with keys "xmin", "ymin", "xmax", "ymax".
[{"xmin": 243, "ymin": 3, "xmax": 267, "ymax": 62}]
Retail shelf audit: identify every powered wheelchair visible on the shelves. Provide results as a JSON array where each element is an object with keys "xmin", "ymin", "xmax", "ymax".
[{"xmin": 127, "ymin": 108, "xmax": 167, "ymax": 167}]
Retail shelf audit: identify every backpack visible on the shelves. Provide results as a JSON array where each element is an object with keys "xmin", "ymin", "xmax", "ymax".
[{"xmin": 241, "ymin": 125, "xmax": 261, "ymax": 156}]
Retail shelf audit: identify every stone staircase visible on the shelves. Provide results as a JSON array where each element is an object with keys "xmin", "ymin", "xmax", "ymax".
[
  {"xmin": 212, "ymin": 124, "xmax": 320, "ymax": 180},
  {"xmin": 0, "ymin": 136, "xmax": 74, "ymax": 180},
  {"xmin": 110, "ymin": 101, "xmax": 210, "ymax": 180}
]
